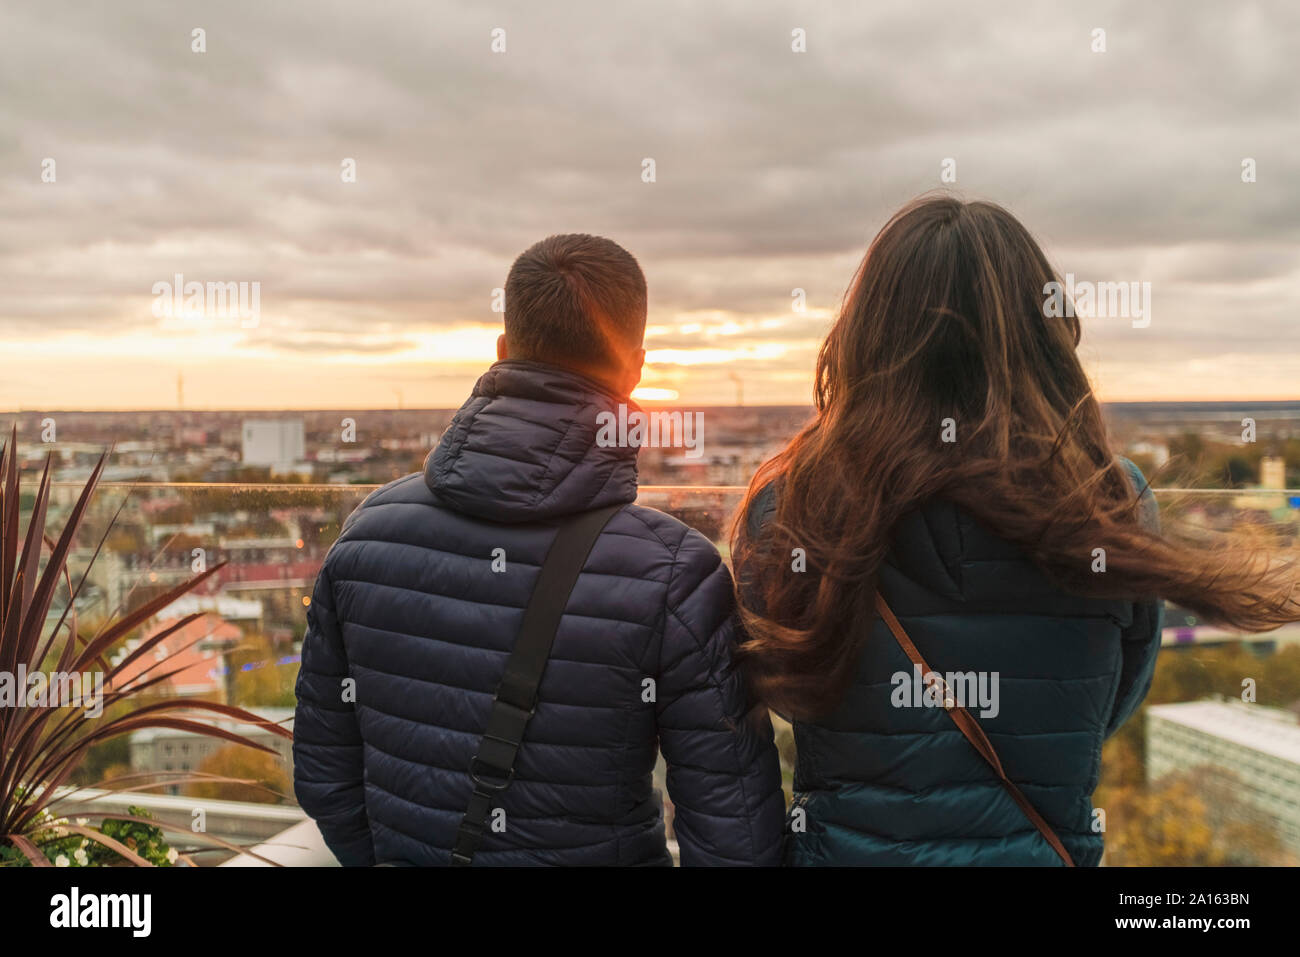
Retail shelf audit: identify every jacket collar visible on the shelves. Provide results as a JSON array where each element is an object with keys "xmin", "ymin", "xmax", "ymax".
[{"xmin": 424, "ymin": 359, "xmax": 640, "ymax": 523}]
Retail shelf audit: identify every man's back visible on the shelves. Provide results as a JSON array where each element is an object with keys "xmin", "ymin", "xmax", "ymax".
[{"xmin": 293, "ymin": 360, "xmax": 784, "ymax": 865}]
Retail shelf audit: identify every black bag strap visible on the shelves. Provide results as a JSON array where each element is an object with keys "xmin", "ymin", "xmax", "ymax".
[{"xmin": 450, "ymin": 502, "xmax": 624, "ymax": 866}]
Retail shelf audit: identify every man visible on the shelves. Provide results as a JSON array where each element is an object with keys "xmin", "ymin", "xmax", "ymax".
[{"xmin": 293, "ymin": 234, "xmax": 784, "ymax": 865}]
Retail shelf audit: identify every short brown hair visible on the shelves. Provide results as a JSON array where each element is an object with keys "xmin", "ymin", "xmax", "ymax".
[{"xmin": 504, "ymin": 234, "xmax": 647, "ymax": 369}]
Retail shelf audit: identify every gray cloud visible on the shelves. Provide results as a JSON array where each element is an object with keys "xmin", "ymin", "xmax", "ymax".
[{"xmin": 1, "ymin": 0, "xmax": 1298, "ymax": 383}]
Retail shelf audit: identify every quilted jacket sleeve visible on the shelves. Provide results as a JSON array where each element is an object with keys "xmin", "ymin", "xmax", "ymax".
[
  {"xmin": 1106, "ymin": 458, "xmax": 1165, "ymax": 737},
  {"xmin": 293, "ymin": 557, "xmax": 375, "ymax": 866},
  {"xmin": 656, "ymin": 528, "xmax": 785, "ymax": 865}
]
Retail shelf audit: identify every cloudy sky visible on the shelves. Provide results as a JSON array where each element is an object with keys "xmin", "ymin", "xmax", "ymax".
[{"xmin": 2, "ymin": 0, "xmax": 1297, "ymax": 409}]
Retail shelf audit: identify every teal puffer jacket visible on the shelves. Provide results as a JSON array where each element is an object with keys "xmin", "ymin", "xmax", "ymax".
[{"xmin": 741, "ymin": 459, "xmax": 1162, "ymax": 866}]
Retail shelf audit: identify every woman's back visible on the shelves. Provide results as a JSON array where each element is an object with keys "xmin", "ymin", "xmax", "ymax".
[
  {"xmin": 745, "ymin": 459, "xmax": 1162, "ymax": 866},
  {"xmin": 731, "ymin": 197, "xmax": 1299, "ymax": 865}
]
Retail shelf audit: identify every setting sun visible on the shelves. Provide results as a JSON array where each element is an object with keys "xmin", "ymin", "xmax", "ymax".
[{"xmin": 630, "ymin": 387, "xmax": 680, "ymax": 402}]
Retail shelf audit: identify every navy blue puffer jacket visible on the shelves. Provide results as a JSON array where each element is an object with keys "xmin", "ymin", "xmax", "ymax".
[
  {"xmin": 739, "ymin": 459, "xmax": 1162, "ymax": 866},
  {"xmin": 293, "ymin": 360, "xmax": 784, "ymax": 866}
]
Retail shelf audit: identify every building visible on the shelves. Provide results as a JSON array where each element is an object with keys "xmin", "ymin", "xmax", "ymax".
[
  {"xmin": 241, "ymin": 419, "xmax": 305, "ymax": 469},
  {"xmin": 1261, "ymin": 455, "xmax": 1287, "ymax": 489},
  {"xmin": 158, "ymin": 593, "xmax": 264, "ymax": 626},
  {"xmin": 1233, "ymin": 454, "xmax": 1290, "ymax": 513},
  {"xmin": 108, "ymin": 612, "xmax": 240, "ymax": 699},
  {"xmin": 1127, "ymin": 440, "xmax": 1170, "ymax": 468},
  {"xmin": 1147, "ymin": 699, "xmax": 1300, "ymax": 853},
  {"xmin": 128, "ymin": 707, "xmax": 295, "ymax": 796}
]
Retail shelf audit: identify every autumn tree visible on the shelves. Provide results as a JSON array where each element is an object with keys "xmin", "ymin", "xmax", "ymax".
[{"xmin": 185, "ymin": 745, "xmax": 290, "ymax": 804}]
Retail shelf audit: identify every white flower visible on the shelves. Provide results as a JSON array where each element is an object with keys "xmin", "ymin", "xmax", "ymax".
[
  {"xmin": 76, "ymin": 818, "xmax": 88, "ymax": 826},
  {"xmin": 73, "ymin": 848, "xmax": 89, "ymax": 866},
  {"xmin": 166, "ymin": 847, "xmax": 178, "ymax": 864},
  {"xmin": 54, "ymin": 855, "xmax": 69, "ymax": 867}
]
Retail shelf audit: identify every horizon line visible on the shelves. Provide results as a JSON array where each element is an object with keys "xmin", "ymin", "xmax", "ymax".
[{"xmin": 6, "ymin": 398, "xmax": 1300, "ymax": 415}]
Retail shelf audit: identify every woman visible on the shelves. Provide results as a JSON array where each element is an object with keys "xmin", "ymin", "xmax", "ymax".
[{"xmin": 732, "ymin": 195, "xmax": 1300, "ymax": 866}]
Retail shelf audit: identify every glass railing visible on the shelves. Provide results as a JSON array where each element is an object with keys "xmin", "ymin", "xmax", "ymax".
[{"xmin": 31, "ymin": 481, "xmax": 1300, "ymax": 865}]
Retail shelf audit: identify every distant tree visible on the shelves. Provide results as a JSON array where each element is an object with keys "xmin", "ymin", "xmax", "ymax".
[
  {"xmin": 1165, "ymin": 432, "xmax": 1206, "ymax": 485},
  {"xmin": 101, "ymin": 761, "xmax": 135, "ymax": 781},
  {"xmin": 105, "ymin": 525, "xmax": 148, "ymax": 555},
  {"xmin": 153, "ymin": 503, "xmax": 197, "ymax": 525},
  {"xmin": 69, "ymin": 736, "xmax": 132, "ymax": 787},
  {"xmin": 185, "ymin": 745, "xmax": 290, "ymax": 804},
  {"xmin": 1260, "ymin": 645, "xmax": 1300, "ymax": 709},
  {"xmin": 1098, "ymin": 731, "xmax": 1144, "ymax": 792},
  {"xmin": 228, "ymin": 466, "xmax": 274, "ymax": 483},
  {"xmin": 1219, "ymin": 454, "xmax": 1258, "ymax": 488},
  {"xmin": 230, "ymin": 631, "xmax": 299, "ymax": 708},
  {"xmin": 1102, "ymin": 768, "xmax": 1294, "ymax": 866}
]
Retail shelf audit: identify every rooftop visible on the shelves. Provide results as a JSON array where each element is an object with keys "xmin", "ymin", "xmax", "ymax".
[{"xmin": 1147, "ymin": 700, "xmax": 1300, "ymax": 766}]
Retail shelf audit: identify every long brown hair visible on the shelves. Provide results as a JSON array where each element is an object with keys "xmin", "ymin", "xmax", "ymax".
[{"xmin": 732, "ymin": 195, "xmax": 1300, "ymax": 720}]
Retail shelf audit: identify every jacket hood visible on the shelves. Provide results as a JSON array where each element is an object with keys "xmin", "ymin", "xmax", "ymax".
[{"xmin": 424, "ymin": 359, "xmax": 640, "ymax": 523}]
